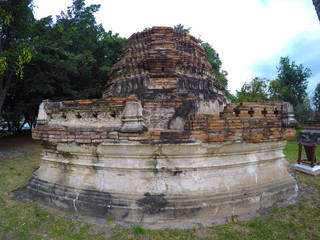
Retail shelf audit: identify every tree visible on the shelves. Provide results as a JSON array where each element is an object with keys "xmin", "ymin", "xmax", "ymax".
[
  {"xmin": 49, "ymin": 0, "xmax": 127, "ymax": 99},
  {"xmin": 313, "ymin": 83, "xmax": 320, "ymax": 109},
  {"xmin": 273, "ymin": 56, "xmax": 311, "ymax": 106},
  {"xmin": 268, "ymin": 78, "xmax": 281, "ymax": 100},
  {"xmin": 235, "ymin": 77, "xmax": 268, "ymax": 102},
  {"xmin": 294, "ymin": 97, "xmax": 314, "ymax": 123},
  {"xmin": 1, "ymin": 0, "xmax": 126, "ymax": 132},
  {"xmin": 0, "ymin": 0, "xmax": 33, "ymax": 113},
  {"xmin": 97, "ymin": 31, "xmax": 127, "ymax": 88},
  {"xmin": 268, "ymin": 56, "xmax": 312, "ymax": 123},
  {"xmin": 55, "ymin": 0, "xmax": 107, "ymax": 99},
  {"xmin": 200, "ymin": 41, "xmax": 228, "ymax": 88}
]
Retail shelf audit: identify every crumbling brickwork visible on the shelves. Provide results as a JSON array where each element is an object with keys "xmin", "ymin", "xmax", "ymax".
[
  {"xmin": 185, "ymin": 101, "xmax": 296, "ymax": 143},
  {"xmin": 103, "ymin": 27, "xmax": 221, "ymax": 98},
  {"xmin": 29, "ymin": 26, "xmax": 297, "ymax": 229},
  {"xmin": 32, "ymin": 99, "xmax": 295, "ymax": 144},
  {"xmin": 101, "ymin": 27, "xmax": 228, "ymax": 129},
  {"xmin": 32, "ymin": 27, "xmax": 297, "ymax": 145}
]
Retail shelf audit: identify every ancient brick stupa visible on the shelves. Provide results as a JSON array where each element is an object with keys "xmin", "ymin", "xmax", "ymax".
[{"xmin": 30, "ymin": 27, "xmax": 297, "ymax": 229}]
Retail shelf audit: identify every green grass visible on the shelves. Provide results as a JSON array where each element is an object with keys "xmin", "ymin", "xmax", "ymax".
[
  {"xmin": 131, "ymin": 224, "xmax": 146, "ymax": 235},
  {"xmin": 284, "ymin": 141, "xmax": 320, "ymax": 188},
  {"xmin": 284, "ymin": 141, "xmax": 320, "ymax": 165},
  {"xmin": 1, "ymin": 136, "xmax": 320, "ymax": 239}
]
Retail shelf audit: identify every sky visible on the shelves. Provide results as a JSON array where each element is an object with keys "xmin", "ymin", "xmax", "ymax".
[{"xmin": 33, "ymin": 0, "xmax": 320, "ymax": 96}]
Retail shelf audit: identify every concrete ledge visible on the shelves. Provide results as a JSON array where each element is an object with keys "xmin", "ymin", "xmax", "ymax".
[{"xmin": 294, "ymin": 163, "xmax": 320, "ymax": 176}]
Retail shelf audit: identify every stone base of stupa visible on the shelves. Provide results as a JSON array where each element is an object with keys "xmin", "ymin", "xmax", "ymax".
[{"xmin": 28, "ymin": 140, "xmax": 297, "ymax": 229}]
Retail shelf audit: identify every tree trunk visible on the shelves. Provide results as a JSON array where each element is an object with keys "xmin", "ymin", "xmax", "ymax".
[{"xmin": 0, "ymin": 71, "xmax": 13, "ymax": 113}]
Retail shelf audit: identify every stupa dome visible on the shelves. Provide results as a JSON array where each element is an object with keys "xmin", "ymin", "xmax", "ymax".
[{"xmin": 104, "ymin": 27, "xmax": 225, "ymax": 100}]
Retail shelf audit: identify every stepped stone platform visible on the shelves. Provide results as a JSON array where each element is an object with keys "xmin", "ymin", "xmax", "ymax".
[{"xmin": 29, "ymin": 27, "xmax": 298, "ymax": 229}]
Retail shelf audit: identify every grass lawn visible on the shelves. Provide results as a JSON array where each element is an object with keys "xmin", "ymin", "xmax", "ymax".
[{"xmin": 0, "ymin": 136, "xmax": 320, "ymax": 239}]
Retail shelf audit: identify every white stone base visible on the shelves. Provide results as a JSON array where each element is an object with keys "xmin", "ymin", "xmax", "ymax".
[
  {"xmin": 294, "ymin": 163, "xmax": 320, "ymax": 175},
  {"xmin": 28, "ymin": 140, "xmax": 297, "ymax": 229}
]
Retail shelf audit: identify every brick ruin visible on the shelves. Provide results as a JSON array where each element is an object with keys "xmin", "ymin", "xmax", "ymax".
[{"xmin": 29, "ymin": 27, "xmax": 297, "ymax": 229}]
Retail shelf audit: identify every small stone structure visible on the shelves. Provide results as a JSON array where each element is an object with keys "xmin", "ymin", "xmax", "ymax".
[
  {"xmin": 29, "ymin": 27, "xmax": 297, "ymax": 229},
  {"xmin": 295, "ymin": 107, "xmax": 320, "ymax": 175},
  {"xmin": 297, "ymin": 107, "xmax": 320, "ymax": 144}
]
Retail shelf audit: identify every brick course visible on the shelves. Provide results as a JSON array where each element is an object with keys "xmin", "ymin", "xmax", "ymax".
[{"xmin": 33, "ymin": 100, "xmax": 295, "ymax": 144}]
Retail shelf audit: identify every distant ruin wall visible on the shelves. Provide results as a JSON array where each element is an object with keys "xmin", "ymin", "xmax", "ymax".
[{"xmin": 297, "ymin": 107, "xmax": 320, "ymax": 144}]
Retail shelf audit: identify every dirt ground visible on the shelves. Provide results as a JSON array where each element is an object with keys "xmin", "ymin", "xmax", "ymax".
[{"xmin": 0, "ymin": 135, "xmax": 43, "ymax": 158}]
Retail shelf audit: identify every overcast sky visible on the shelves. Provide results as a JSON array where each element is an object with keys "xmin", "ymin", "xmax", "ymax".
[{"xmin": 33, "ymin": 0, "xmax": 320, "ymax": 96}]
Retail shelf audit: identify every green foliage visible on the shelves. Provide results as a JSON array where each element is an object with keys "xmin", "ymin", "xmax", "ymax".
[
  {"xmin": 173, "ymin": 24, "xmax": 191, "ymax": 33},
  {"xmin": 0, "ymin": 0, "xmax": 34, "ymax": 113},
  {"xmin": 200, "ymin": 41, "xmax": 229, "ymax": 89},
  {"xmin": 244, "ymin": 56, "xmax": 311, "ymax": 106},
  {"xmin": 235, "ymin": 77, "xmax": 268, "ymax": 102},
  {"xmin": 52, "ymin": 0, "xmax": 122, "ymax": 100},
  {"xmin": 275, "ymin": 56, "xmax": 311, "ymax": 106},
  {"xmin": 313, "ymin": 83, "xmax": 320, "ymax": 109},
  {"xmin": 131, "ymin": 224, "xmax": 145, "ymax": 235},
  {"xmin": 233, "ymin": 57, "xmax": 312, "ymax": 123},
  {"xmin": 0, "ymin": 7, "xmax": 13, "ymax": 26},
  {"xmin": 294, "ymin": 97, "xmax": 315, "ymax": 122},
  {"xmin": 272, "ymin": 57, "xmax": 312, "ymax": 122},
  {"xmin": 201, "ymin": 42, "xmax": 222, "ymax": 73},
  {"xmin": 268, "ymin": 78, "xmax": 281, "ymax": 100},
  {"xmin": 1, "ymin": 0, "xmax": 126, "ymax": 131}
]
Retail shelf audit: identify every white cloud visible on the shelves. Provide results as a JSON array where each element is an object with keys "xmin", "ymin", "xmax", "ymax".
[{"xmin": 33, "ymin": 0, "xmax": 320, "ymax": 94}]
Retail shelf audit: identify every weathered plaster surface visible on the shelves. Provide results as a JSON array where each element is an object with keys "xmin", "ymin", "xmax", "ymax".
[
  {"xmin": 29, "ymin": 27, "xmax": 298, "ymax": 229},
  {"xmin": 28, "ymin": 141, "xmax": 296, "ymax": 228}
]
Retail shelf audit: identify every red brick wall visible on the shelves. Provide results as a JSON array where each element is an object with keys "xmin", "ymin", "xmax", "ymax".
[
  {"xmin": 32, "ymin": 100, "xmax": 296, "ymax": 144},
  {"xmin": 185, "ymin": 102, "xmax": 295, "ymax": 143}
]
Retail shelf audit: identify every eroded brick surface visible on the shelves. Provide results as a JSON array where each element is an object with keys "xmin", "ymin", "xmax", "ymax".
[
  {"xmin": 32, "ymin": 27, "xmax": 296, "ymax": 145},
  {"xmin": 29, "ymin": 26, "xmax": 298, "ymax": 228}
]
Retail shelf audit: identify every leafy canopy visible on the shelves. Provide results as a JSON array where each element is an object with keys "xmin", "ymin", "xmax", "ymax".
[
  {"xmin": 0, "ymin": 0, "xmax": 34, "ymax": 113},
  {"xmin": 235, "ymin": 77, "xmax": 268, "ymax": 103},
  {"xmin": 272, "ymin": 56, "xmax": 311, "ymax": 106},
  {"xmin": 1, "ymin": 0, "xmax": 126, "ymax": 132},
  {"xmin": 234, "ymin": 56, "xmax": 313, "ymax": 122},
  {"xmin": 313, "ymin": 83, "xmax": 320, "ymax": 109}
]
